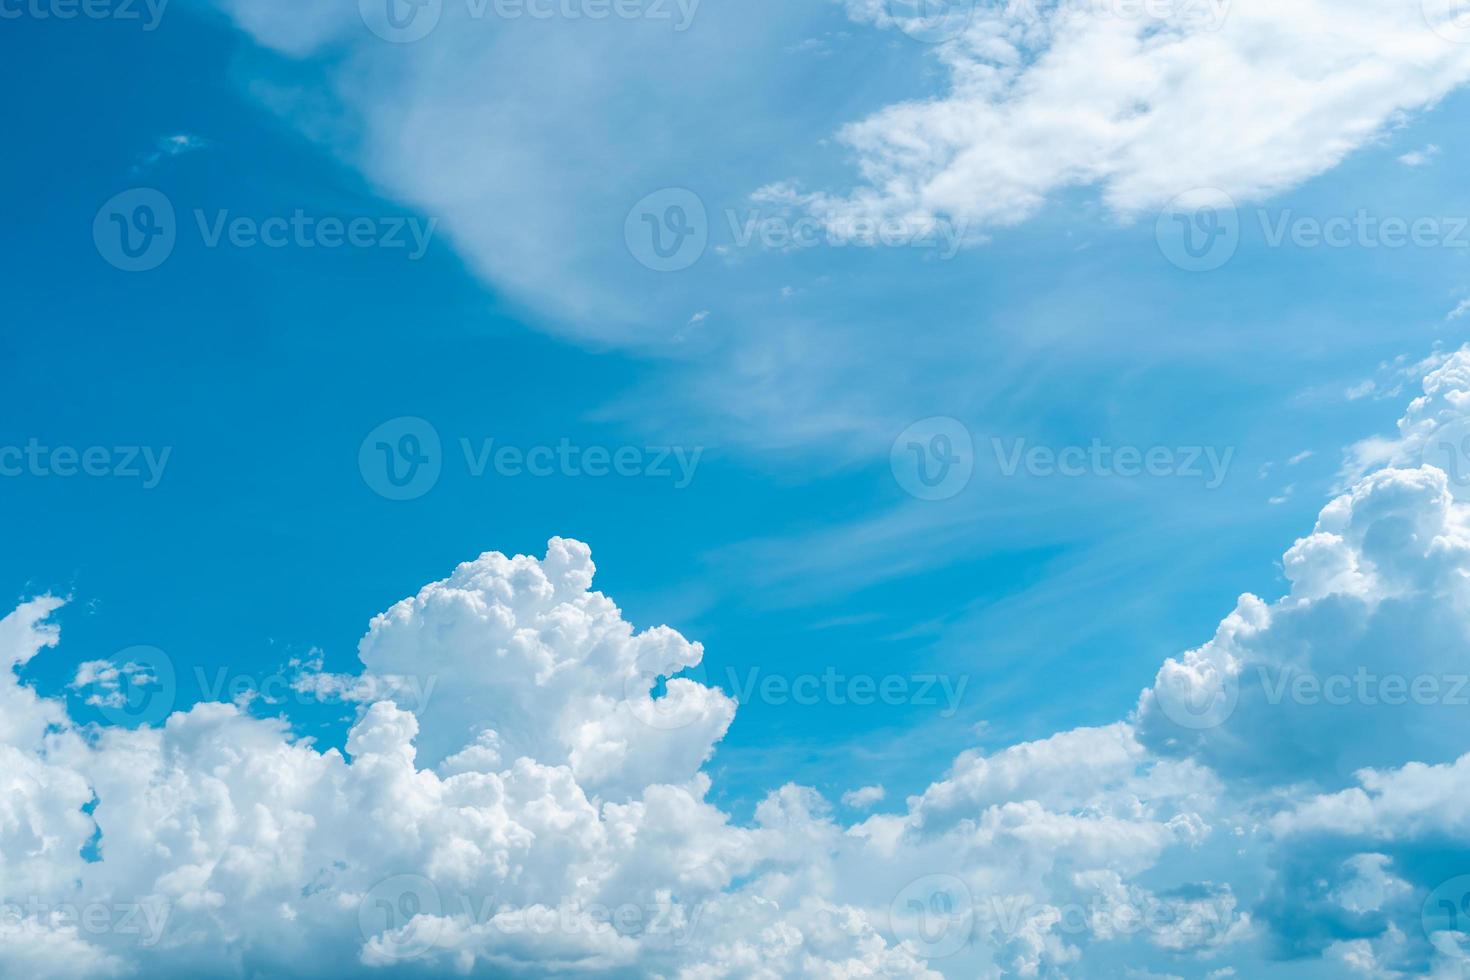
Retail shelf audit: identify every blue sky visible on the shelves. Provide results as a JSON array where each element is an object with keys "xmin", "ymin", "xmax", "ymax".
[{"xmin": 10, "ymin": 1, "xmax": 1470, "ymax": 976}]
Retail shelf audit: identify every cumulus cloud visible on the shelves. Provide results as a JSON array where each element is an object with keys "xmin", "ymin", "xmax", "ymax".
[
  {"xmin": 11, "ymin": 351, "xmax": 1470, "ymax": 974},
  {"xmin": 1135, "ymin": 461, "xmax": 1470, "ymax": 785},
  {"xmin": 351, "ymin": 537, "xmax": 736, "ymax": 798},
  {"xmin": 0, "ymin": 548, "xmax": 936, "ymax": 978}
]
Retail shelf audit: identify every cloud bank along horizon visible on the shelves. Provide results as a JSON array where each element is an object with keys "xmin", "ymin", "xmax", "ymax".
[{"xmin": 4, "ymin": 349, "xmax": 1470, "ymax": 976}]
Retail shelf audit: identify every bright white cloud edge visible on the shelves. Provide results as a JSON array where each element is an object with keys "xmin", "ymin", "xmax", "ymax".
[{"xmin": 6, "ymin": 352, "xmax": 1470, "ymax": 976}]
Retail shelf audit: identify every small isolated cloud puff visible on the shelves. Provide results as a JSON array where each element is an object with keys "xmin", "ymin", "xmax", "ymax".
[
  {"xmin": 841, "ymin": 784, "xmax": 886, "ymax": 809},
  {"xmin": 131, "ymin": 133, "xmax": 208, "ymax": 174},
  {"xmin": 1399, "ymin": 145, "xmax": 1441, "ymax": 167}
]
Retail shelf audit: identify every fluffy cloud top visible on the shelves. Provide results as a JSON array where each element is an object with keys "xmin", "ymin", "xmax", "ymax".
[{"xmin": 16, "ymin": 350, "xmax": 1470, "ymax": 976}]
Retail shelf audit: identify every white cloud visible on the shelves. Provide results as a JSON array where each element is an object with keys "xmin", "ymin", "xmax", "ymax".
[
  {"xmin": 1267, "ymin": 485, "xmax": 1293, "ymax": 505},
  {"xmin": 193, "ymin": 0, "xmax": 1470, "ymax": 353},
  {"xmin": 198, "ymin": 0, "xmax": 828, "ymax": 338},
  {"xmin": 1341, "ymin": 347, "xmax": 1468, "ymax": 482},
  {"xmin": 806, "ymin": 0, "xmax": 1470, "ymax": 233},
  {"xmin": 1399, "ymin": 144, "xmax": 1441, "ymax": 167},
  {"xmin": 12, "ymin": 351, "xmax": 1470, "ymax": 974},
  {"xmin": 841, "ymin": 784, "xmax": 885, "ymax": 809},
  {"xmin": 350, "ymin": 538, "xmax": 736, "ymax": 798},
  {"xmin": 131, "ymin": 133, "xmax": 208, "ymax": 174},
  {"xmin": 185, "ymin": 0, "xmax": 1470, "ymax": 473},
  {"xmin": 1136, "ymin": 458, "xmax": 1470, "ymax": 785}
]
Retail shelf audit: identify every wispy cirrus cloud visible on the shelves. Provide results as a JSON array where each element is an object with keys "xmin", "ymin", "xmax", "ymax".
[{"xmin": 131, "ymin": 133, "xmax": 208, "ymax": 174}]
